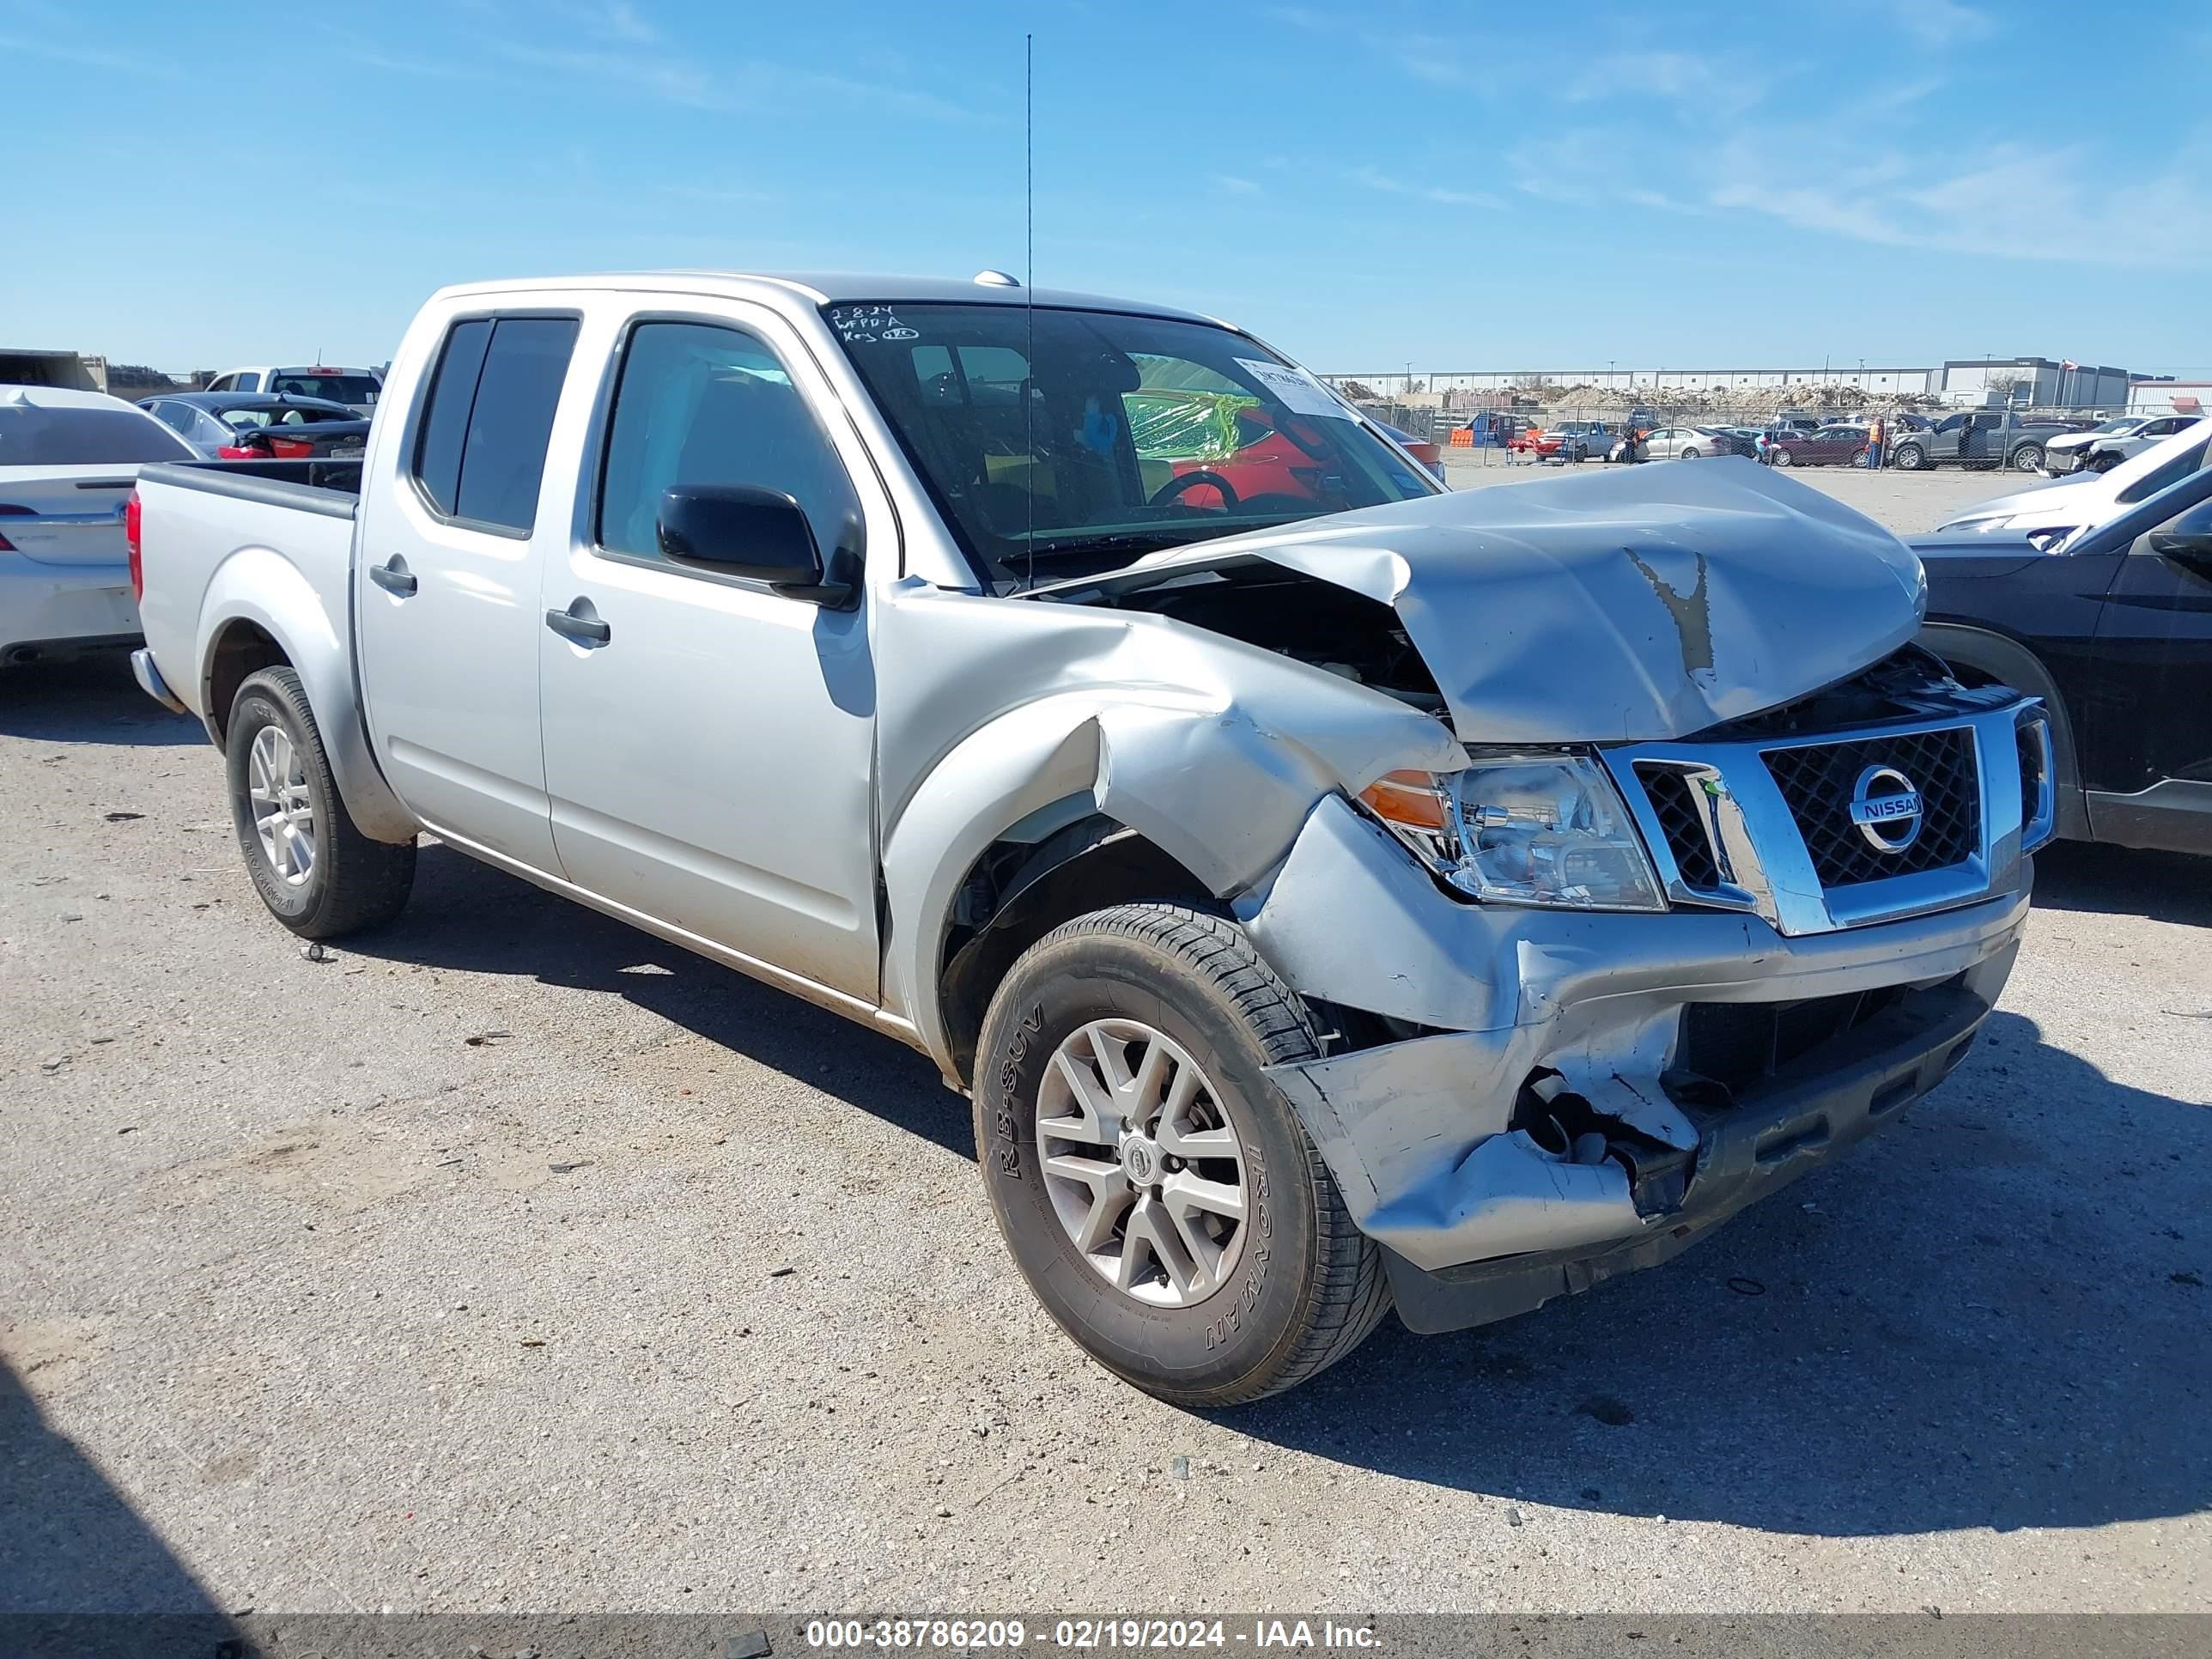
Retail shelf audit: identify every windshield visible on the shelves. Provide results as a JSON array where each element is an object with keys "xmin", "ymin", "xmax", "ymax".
[
  {"xmin": 0, "ymin": 404, "xmax": 192, "ymax": 465},
  {"xmin": 830, "ymin": 302, "xmax": 1436, "ymax": 584},
  {"xmin": 267, "ymin": 373, "xmax": 380, "ymax": 405},
  {"xmin": 2090, "ymin": 417, "xmax": 2138, "ymax": 434}
]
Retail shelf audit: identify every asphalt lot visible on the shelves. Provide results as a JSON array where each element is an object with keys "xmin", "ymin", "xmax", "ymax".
[{"xmin": 4, "ymin": 466, "xmax": 2207, "ymax": 1620}]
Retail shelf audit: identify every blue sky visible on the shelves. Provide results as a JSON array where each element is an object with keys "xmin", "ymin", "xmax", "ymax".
[{"xmin": 4, "ymin": 0, "xmax": 2208, "ymax": 376}]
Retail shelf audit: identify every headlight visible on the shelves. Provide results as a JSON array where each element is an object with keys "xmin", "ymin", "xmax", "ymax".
[{"xmin": 1359, "ymin": 752, "xmax": 1667, "ymax": 911}]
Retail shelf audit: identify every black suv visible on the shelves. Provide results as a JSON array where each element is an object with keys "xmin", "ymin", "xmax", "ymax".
[{"xmin": 1914, "ymin": 459, "xmax": 2212, "ymax": 854}]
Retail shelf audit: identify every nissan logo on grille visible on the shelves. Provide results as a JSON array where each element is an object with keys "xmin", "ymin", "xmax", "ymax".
[{"xmin": 1849, "ymin": 764, "xmax": 1923, "ymax": 853}]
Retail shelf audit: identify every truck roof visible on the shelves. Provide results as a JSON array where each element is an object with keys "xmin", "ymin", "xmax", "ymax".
[{"xmin": 424, "ymin": 270, "xmax": 1228, "ymax": 328}]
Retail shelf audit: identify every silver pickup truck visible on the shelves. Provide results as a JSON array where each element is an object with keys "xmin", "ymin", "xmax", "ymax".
[{"xmin": 127, "ymin": 271, "xmax": 2051, "ymax": 1404}]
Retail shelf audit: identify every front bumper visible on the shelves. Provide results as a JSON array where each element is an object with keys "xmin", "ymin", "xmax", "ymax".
[{"xmin": 1241, "ymin": 792, "xmax": 2030, "ymax": 1331}]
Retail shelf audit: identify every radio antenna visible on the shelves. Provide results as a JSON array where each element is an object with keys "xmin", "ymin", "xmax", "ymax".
[{"xmin": 1022, "ymin": 31, "xmax": 1036, "ymax": 594}]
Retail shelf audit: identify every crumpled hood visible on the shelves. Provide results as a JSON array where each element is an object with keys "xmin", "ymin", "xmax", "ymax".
[{"xmin": 1036, "ymin": 458, "xmax": 1927, "ymax": 744}]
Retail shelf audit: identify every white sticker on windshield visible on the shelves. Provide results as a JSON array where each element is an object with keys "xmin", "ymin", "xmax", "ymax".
[{"xmin": 1236, "ymin": 358, "xmax": 1353, "ymax": 421}]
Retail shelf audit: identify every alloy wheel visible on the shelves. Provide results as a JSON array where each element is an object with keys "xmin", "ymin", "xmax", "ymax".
[
  {"xmin": 1036, "ymin": 1018, "xmax": 1249, "ymax": 1308},
  {"xmin": 247, "ymin": 724, "xmax": 316, "ymax": 886}
]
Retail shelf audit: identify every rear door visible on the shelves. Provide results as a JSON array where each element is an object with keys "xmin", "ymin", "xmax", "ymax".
[
  {"xmin": 536, "ymin": 301, "xmax": 885, "ymax": 1002},
  {"xmin": 355, "ymin": 308, "xmax": 583, "ymax": 872},
  {"xmin": 2088, "ymin": 470, "xmax": 2212, "ymax": 821}
]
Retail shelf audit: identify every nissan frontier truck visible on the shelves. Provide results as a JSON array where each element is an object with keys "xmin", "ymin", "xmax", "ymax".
[{"xmin": 126, "ymin": 271, "xmax": 2051, "ymax": 1403}]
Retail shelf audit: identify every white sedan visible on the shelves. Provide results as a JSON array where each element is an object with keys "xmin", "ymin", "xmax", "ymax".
[{"xmin": 0, "ymin": 386, "xmax": 194, "ymax": 665}]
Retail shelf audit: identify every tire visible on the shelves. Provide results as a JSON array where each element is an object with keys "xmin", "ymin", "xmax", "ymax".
[
  {"xmin": 2010, "ymin": 443, "xmax": 2045, "ymax": 473},
  {"xmin": 1771, "ymin": 446, "xmax": 1794, "ymax": 467},
  {"xmin": 1893, "ymin": 441, "xmax": 1928, "ymax": 471},
  {"xmin": 972, "ymin": 903, "xmax": 1389, "ymax": 1407},
  {"xmin": 1680, "ymin": 447, "xmax": 1701, "ymax": 460},
  {"xmin": 227, "ymin": 667, "xmax": 416, "ymax": 939},
  {"xmin": 2091, "ymin": 451, "xmax": 2122, "ymax": 473}
]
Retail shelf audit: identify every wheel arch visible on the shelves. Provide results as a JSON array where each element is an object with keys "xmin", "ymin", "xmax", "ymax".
[
  {"xmin": 937, "ymin": 812, "xmax": 1214, "ymax": 1087},
  {"xmin": 197, "ymin": 546, "xmax": 417, "ymax": 843},
  {"xmin": 1918, "ymin": 620, "xmax": 2090, "ymax": 840}
]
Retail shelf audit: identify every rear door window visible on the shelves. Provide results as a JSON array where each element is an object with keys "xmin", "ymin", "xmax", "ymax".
[{"xmin": 410, "ymin": 317, "xmax": 580, "ymax": 533}]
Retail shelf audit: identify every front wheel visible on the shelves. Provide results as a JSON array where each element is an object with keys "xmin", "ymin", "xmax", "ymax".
[
  {"xmin": 2011, "ymin": 443, "xmax": 2045, "ymax": 473},
  {"xmin": 972, "ymin": 904, "xmax": 1389, "ymax": 1406},
  {"xmin": 2091, "ymin": 451, "xmax": 2123, "ymax": 473},
  {"xmin": 1893, "ymin": 441, "xmax": 1928, "ymax": 471},
  {"xmin": 227, "ymin": 667, "xmax": 416, "ymax": 939}
]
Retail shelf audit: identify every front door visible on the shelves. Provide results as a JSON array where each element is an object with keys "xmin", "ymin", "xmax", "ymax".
[
  {"xmin": 2091, "ymin": 486, "xmax": 2212, "ymax": 807},
  {"xmin": 536, "ymin": 308, "xmax": 884, "ymax": 1003},
  {"xmin": 356, "ymin": 311, "xmax": 582, "ymax": 872}
]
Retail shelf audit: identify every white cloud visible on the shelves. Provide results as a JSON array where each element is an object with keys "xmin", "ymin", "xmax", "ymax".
[
  {"xmin": 1894, "ymin": 0, "xmax": 1995, "ymax": 49},
  {"xmin": 1566, "ymin": 50, "xmax": 1768, "ymax": 113},
  {"xmin": 1344, "ymin": 164, "xmax": 1501, "ymax": 210},
  {"xmin": 1209, "ymin": 173, "xmax": 1263, "ymax": 196},
  {"xmin": 1708, "ymin": 137, "xmax": 2212, "ymax": 267}
]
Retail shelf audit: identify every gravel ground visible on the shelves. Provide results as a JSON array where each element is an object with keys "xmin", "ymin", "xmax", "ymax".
[
  {"xmin": 1442, "ymin": 452, "xmax": 2014, "ymax": 537},
  {"xmin": 4, "ymin": 628, "xmax": 2207, "ymax": 1619}
]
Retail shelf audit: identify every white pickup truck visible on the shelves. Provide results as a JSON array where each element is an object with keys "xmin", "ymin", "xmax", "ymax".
[{"xmin": 129, "ymin": 271, "xmax": 2052, "ymax": 1403}]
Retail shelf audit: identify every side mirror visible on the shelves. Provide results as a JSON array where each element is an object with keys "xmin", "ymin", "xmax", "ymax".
[
  {"xmin": 2147, "ymin": 500, "xmax": 2212, "ymax": 565},
  {"xmin": 657, "ymin": 483, "xmax": 860, "ymax": 605}
]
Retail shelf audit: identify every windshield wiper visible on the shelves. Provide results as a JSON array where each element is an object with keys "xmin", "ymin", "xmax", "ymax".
[{"xmin": 1012, "ymin": 530, "xmax": 1194, "ymax": 560}]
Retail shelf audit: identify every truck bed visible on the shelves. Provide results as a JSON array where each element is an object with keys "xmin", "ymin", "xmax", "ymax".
[{"xmin": 132, "ymin": 458, "xmax": 362, "ymax": 729}]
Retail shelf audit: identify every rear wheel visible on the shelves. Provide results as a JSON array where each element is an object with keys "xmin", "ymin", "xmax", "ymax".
[
  {"xmin": 1771, "ymin": 446, "xmax": 1794, "ymax": 467},
  {"xmin": 972, "ymin": 904, "xmax": 1389, "ymax": 1406},
  {"xmin": 227, "ymin": 667, "xmax": 415, "ymax": 939},
  {"xmin": 1680, "ymin": 447, "xmax": 1702, "ymax": 460}
]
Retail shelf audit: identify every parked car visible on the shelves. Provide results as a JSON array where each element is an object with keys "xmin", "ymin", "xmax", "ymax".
[
  {"xmin": 2042, "ymin": 413, "xmax": 2200, "ymax": 476},
  {"xmin": 1887, "ymin": 410, "xmax": 2074, "ymax": 473},
  {"xmin": 1375, "ymin": 421, "xmax": 1444, "ymax": 480},
  {"xmin": 139, "ymin": 392, "xmax": 369, "ymax": 460},
  {"xmin": 1916, "ymin": 451, "xmax": 2212, "ymax": 856},
  {"xmin": 1510, "ymin": 421, "xmax": 1609, "ymax": 460},
  {"xmin": 129, "ymin": 270, "xmax": 2045, "ymax": 1403},
  {"xmin": 203, "ymin": 365, "xmax": 383, "ymax": 416},
  {"xmin": 1638, "ymin": 424, "xmax": 1751, "ymax": 460},
  {"xmin": 1767, "ymin": 425, "xmax": 1872, "ymax": 468},
  {"xmin": 0, "ymin": 386, "xmax": 192, "ymax": 665},
  {"xmin": 1927, "ymin": 420, "xmax": 2211, "ymax": 541}
]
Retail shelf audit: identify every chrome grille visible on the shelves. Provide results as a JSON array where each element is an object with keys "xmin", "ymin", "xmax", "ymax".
[
  {"xmin": 1762, "ymin": 726, "xmax": 1980, "ymax": 889},
  {"xmin": 1635, "ymin": 765, "xmax": 1722, "ymax": 888}
]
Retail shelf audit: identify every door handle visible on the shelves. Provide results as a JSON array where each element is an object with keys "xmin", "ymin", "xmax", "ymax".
[
  {"xmin": 368, "ymin": 558, "xmax": 417, "ymax": 597},
  {"xmin": 544, "ymin": 603, "xmax": 611, "ymax": 647}
]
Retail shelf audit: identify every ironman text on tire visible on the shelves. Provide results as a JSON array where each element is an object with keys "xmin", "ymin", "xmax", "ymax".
[{"xmin": 971, "ymin": 904, "xmax": 1389, "ymax": 1406}]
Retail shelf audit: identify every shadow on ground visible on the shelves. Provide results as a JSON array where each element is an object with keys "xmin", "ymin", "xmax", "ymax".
[
  {"xmin": 0, "ymin": 654, "xmax": 199, "ymax": 749},
  {"xmin": 335, "ymin": 842, "xmax": 2209, "ymax": 1539},
  {"xmin": 2030, "ymin": 839, "xmax": 2212, "ymax": 927},
  {"xmin": 347, "ymin": 844, "xmax": 965, "ymax": 1157},
  {"xmin": 1232, "ymin": 1005, "xmax": 2211, "ymax": 1536},
  {"xmin": 0, "ymin": 1358, "xmax": 236, "ymax": 1655}
]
